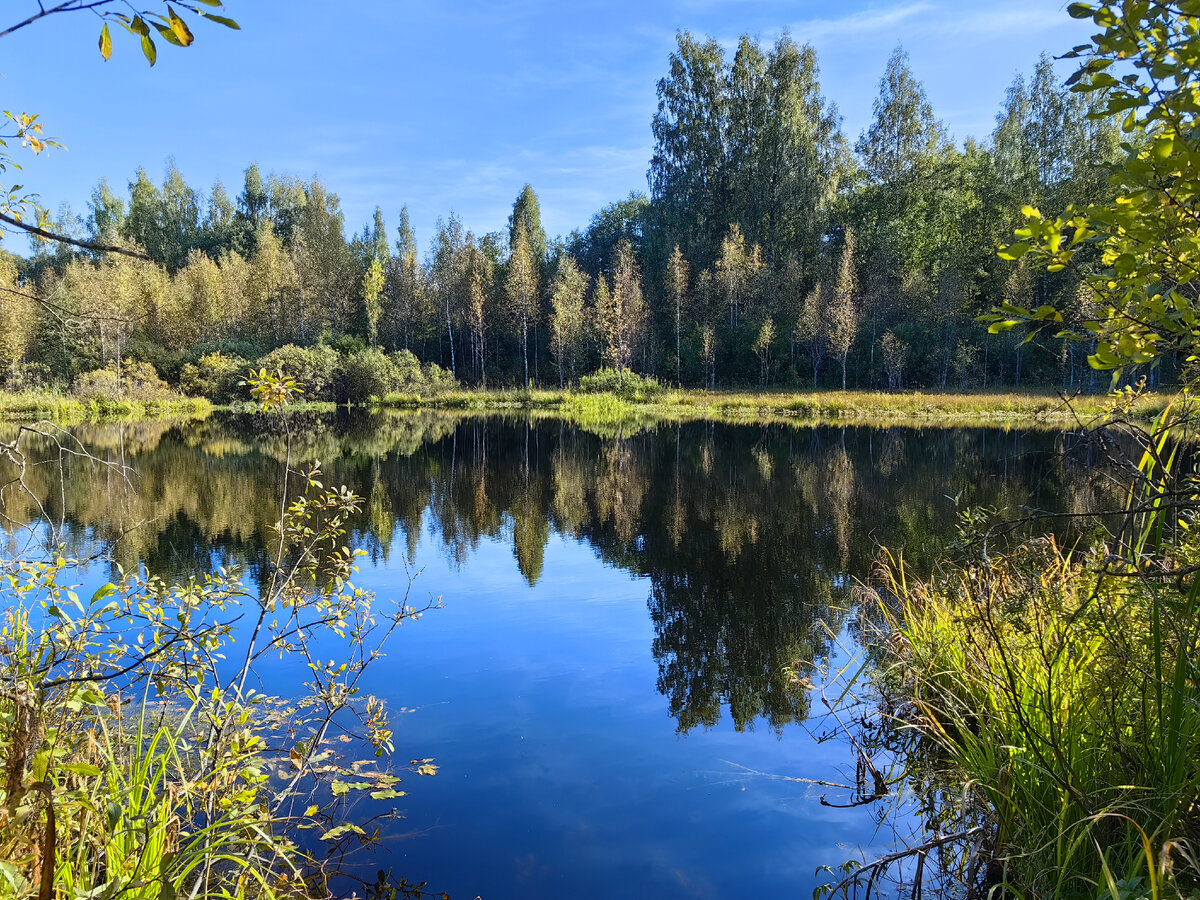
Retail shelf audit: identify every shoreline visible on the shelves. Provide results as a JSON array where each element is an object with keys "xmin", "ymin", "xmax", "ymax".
[{"xmin": 0, "ymin": 386, "xmax": 1165, "ymax": 428}]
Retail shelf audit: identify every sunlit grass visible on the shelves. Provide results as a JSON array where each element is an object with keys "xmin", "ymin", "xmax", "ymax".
[
  {"xmin": 0, "ymin": 389, "xmax": 212, "ymax": 422},
  {"xmin": 374, "ymin": 386, "xmax": 1163, "ymax": 428}
]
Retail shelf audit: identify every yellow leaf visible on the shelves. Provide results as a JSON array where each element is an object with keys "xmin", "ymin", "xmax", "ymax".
[{"xmin": 167, "ymin": 5, "xmax": 195, "ymax": 46}]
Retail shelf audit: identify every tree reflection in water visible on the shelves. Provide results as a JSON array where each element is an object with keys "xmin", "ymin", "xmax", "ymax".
[{"xmin": 0, "ymin": 413, "xmax": 1117, "ymax": 734}]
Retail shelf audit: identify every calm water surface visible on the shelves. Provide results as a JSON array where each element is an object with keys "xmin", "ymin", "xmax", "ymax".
[{"xmin": 2, "ymin": 413, "xmax": 1113, "ymax": 898}]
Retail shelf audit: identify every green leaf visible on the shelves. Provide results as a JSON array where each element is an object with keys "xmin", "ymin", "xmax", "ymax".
[
  {"xmin": 1066, "ymin": 2, "xmax": 1093, "ymax": 17},
  {"xmin": 141, "ymin": 33, "xmax": 157, "ymax": 65},
  {"xmin": 99, "ymin": 23, "xmax": 112, "ymax": 60},
  {"xmin": 331, "ymin": 779, "xmax": 371, "ymax": 796},
  {"xmin": 198, "ymin": 12, "xmax": 240, "ymax": 29},
  {"xmin": 154, "ymin": 22, "xmax": 185, "ymax": 47},
  {"xmin": 997, "ymin": 243, "xmax": 1029, "ymax": 261},
  {"xmin": 370, "ymin": 789, "xmax": 406, "ymax": 800},
  {"xmin": 319, "ymin": 823, "xmax": 366, "ymax": 841},
  {"xmin": 62, "ymin": 762, "xmax": 102, "ymax": 777}
]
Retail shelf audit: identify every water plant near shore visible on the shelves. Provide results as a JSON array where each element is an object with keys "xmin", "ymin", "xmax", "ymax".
[{"xmin": 831, "ymin": 400, "xmax": 1200, "ymax": 899}]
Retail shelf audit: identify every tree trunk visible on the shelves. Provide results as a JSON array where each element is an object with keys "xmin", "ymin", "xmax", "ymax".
[
  {"xmin": 676, "ymin": 302, "xmax": 682, "ymax": 389},
  {"xmin": 445, "ymin": 298, "xmax": 456, "ymax": 379}
]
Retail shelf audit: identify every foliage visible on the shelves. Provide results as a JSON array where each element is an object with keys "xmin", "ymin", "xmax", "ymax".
[
  {"xmin": 992, "ymin": 1, "xmax": 1200, "ymax": 375},
  {"xmin": 0, "ymin": 30, "xmax": 1130, "ymax": 395},
  {"xmin": 0, "ymin": 374, "xmax": 438, "ymax": 898},
  {"xmin": 577, "ymin": 368, "xmax": 666, "ymax": 402},
  {"xmin": 0, "ymin": 3, "xmax": 238, "ymax": 233},
  {"xmin": 71, "ymin": 361, "xmax": 174, "ymax": 402},
  {"xmin": 339, "ymin": 347, "xmax": 397, "ymax": 402},
  {"xmin": 178, "ymin": 350, "xmax": 248, "ymax": 403},
  {"xmin": 879, "ymin": 331, "xmax": 907, "ymax": 390},
  {"xmin": 257, "ymin": 344, "xmax": 340, "ymax": 400},
  {"xmin": 876, "ymin": 510, "xmax": 1200, "ymax": 896}
]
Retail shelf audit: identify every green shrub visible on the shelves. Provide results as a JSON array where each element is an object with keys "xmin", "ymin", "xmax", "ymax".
[
  {"xmin": 390, "ymin": 349, "xmax": 425, "ymax": 391},
  {"xmin": 256, "ymin": 344, "xmax": 339, "ymax": 400},
  {"xmin": 127, "ymin": 337, "xmax": 188, "ymax": 385},
  {"xmin": 422, "ymin": 359, "xmax": 456, "ymax": 393},
  {"xmin": 1, "ymin": 361, "xmax": 54, "ymax": 392},
  {"xmin": 387, "ymin": 350, "xmax": 457, "ymax": 396},
  {"xmin": 71, "ymin": 361, "xmax": 174, "ymax": 402},
  {"xmin": 179, "ymin": 351, "xmax": 249, "ymax": 403},
  {"xmin": 339, "ymin": 347, "xmax": 395, "ymax": 402},
  {"xmin": 578, "ymin": 367, "xmax": 665, "ymax": 401},
  {"xmin": 327, "ymin": 332, "xmax": 367, "ymax": 356}
]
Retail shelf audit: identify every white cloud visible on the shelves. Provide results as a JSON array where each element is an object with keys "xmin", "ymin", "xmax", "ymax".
[{"xmin": 787, "ymin": 1, "xmax": 937, "ymax": 42}]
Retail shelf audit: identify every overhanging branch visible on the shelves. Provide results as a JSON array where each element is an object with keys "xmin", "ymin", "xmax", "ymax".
[{"xmin": 0, "ymin": 211, "xmax": 150, "ymax": 260}]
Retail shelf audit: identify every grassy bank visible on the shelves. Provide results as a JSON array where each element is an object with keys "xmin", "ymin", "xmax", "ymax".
[
  {"xmin": 850, "ymin": 402, "xmax": 1200, "ymax": 898},
  {"xmin": 375, "ymin": 386, "xmax": 1164, "ymax": 428},
  {"xmin": 0, "ymin": 389, "xmax": 212, "ymax": 422},
  {"xmin": 0, "ymin": 385, "xmax": 1164, "ymax": 430}
]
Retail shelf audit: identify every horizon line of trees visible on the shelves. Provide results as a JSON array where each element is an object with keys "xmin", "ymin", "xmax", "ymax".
[{"xmin": 0, "ymin": 34, "xmax": 1153, "ymax": 397}]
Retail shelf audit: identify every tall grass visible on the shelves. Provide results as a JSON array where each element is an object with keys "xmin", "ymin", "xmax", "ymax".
[
  {"xmin": 49, "ymin": 695, "xmax": 289, "ymax": 899},
  {"xmin": 875, "ymin": 405, "xmax": 1200, "ymax": 897},
  {"xmin": 0, "ymin": 389, "xmax": 211, "ymax": 421},
  {"xmin": 374, "ymin": 385, "xmax": 1163, "ymax": 428}
]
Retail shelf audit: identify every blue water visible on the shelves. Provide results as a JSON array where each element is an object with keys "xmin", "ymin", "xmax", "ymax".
[{"xmin": 3, "ymin": 416, "xmax": 1099, "ymax": 898}]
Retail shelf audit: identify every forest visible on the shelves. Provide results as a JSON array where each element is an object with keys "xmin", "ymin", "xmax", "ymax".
[
  {"xmin": 0, "ymin": 35, "xmax": 1129, "ymax": 402},
  {"xmin": 5, "ymin": 2, "xmax": 1200, "ymax": 897}
]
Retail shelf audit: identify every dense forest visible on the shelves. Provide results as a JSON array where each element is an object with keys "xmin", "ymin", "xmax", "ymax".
[{"xmin": 1, "ymin": 35, "xmax": 1131, "ymax": 398}]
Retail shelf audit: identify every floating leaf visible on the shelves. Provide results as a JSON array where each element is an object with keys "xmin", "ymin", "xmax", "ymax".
[
  {"xmin": 319, "ymin": 823, "xmax": 366, "ymax": 841},
  {"xmin": 370, "ymin": 789, "xmax": 406, "ymax": 800}
]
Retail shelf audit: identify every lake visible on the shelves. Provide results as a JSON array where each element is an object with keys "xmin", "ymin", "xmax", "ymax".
[{"xmin": 0, "ymin": 413, "xmax": 1113, "ymax": 898}]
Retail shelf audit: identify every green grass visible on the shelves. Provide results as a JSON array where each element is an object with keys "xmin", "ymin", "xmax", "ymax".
[
  {"xmin": 374, "ymin": 386, "xmax": 1164, "ymax": 428},
  {"xmin": 0, "ymin": 389, "xmax": 212, "ymax": 422},
  {"xmin": 869, "ymin": 406, "xmax": 1200, "ymax": 898},
  {"xmin": 0, "ymin": 384, "xmax": 1162, "ymax": 429}
]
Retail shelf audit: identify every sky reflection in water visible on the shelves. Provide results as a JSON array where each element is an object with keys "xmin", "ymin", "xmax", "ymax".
[{"xmin": 1, "ymin": 414, "xmax": 1111, "ymax": 898}]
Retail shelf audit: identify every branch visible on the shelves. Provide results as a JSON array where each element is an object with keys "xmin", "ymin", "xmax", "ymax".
[
  {"xmin": 825, "ymin": 827, "xmax": 986, "ymax": 899},
  {"xmin": 0, "ymin": 211, "xmax": 149, "ymax": 260},
  {"xmin": 0, "ymin": 1, "xmax": 114, "ymax": 41}
]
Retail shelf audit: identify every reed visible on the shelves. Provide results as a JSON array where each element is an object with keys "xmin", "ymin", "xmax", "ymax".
[{"xmin": 875, "ymin": 403, "xmax": 1200, "ymax": 897}]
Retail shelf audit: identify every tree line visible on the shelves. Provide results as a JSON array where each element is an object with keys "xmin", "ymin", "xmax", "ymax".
[{"xmin": 0, "ymin": 35, "xmax": 1134, "ymax": 396}]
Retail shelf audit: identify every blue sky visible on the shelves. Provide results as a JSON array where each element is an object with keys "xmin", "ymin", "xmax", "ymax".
[{"xmin": 2, "ymin": 0, "xmax": 1091, "ymax": 249}]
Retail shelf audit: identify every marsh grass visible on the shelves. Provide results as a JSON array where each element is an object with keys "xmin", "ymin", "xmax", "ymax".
[
  {"xmin": 47, "ymin": 693, "xmax": 290, "ymax": 900},
  {"xmin": 0, "ymin": 389, "xmax": 211, "ymax": 422},
  {"xmin": 374, "ymin": 386, "xmax": 1163, "ymax": 428},
  {"xmin": 867, "ymin": 403, "xmax": 1200, "ymax": 898}
]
